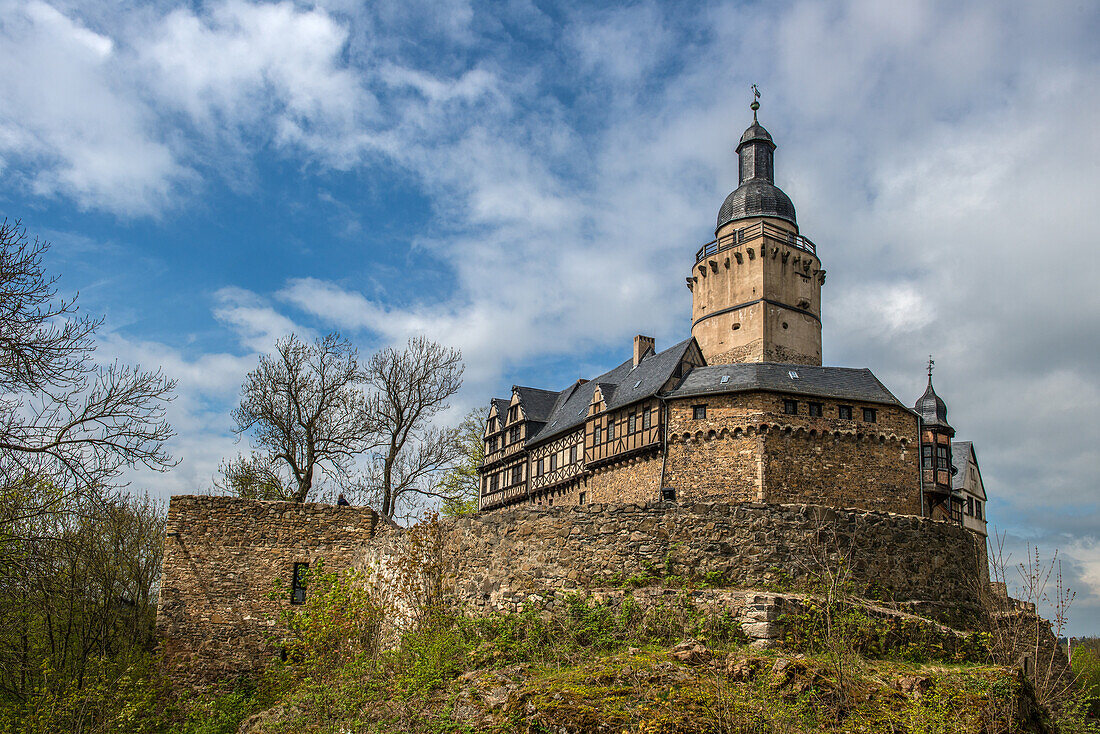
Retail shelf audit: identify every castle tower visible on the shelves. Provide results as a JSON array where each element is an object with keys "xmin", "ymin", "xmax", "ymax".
[
  {"xmin": 915, "ymin": 358, "xmax": 959, "ymax": 521},
  {"xmin": 689, "ymin": 97, "xmax": 824, "ymax": 365}
]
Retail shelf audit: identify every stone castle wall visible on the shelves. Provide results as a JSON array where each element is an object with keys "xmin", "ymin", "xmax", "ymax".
[
  {"xmin": 410, "ymin": 502, "xmax": 985, "ymax": 629},
  {"xmin": 156, "ymin": 495, "xmax": 389, "ymax": 685},
  {"xmin": 159, "ymin": 496, "xmax": 985, "ymax": 685}
]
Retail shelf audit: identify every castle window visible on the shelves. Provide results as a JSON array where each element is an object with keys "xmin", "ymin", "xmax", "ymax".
[
  {"xmin": 922, "ymin": 445, "xmax": 933, "ymax": 468},
  {"xmin": 975, "ymin": 501, "xmax": 983, "ymax": 520},
  {"xmin": 607, "ymin": 421, "xmax": 615, "ymax": 441},
  {"xmin": 628, "ymin": 413, "xmax": 636, "ymax": 434},
  {"xmin": 490, "ymin": 473, "xmax": 499, "ymax": 492},
  {"xmin": 936, "ymin": 445, "xmax": 949, "ymax": 469},
  {"xmin": 569, "ymin": 444, "xmax": 577, "ymax": 463},
  {"xmin": 594, "ymin": 425, "xmax": 602, "ymax": 444},
  {"xmin": 967, "ymin": 496, "xmax": 974, "ymax": 516},
  {"xmin": 509, "ymin": 426, "xmax": 521, "ymax": 444},
  {"xmin": 579, "ymin": 491, "xmax": 586, "ymax": 504},
  {"xmin": 290, "ymin": 563, "xmax": 309, "ymax": 605},
  {"xmin": 862, "ymin": 408, "xmax": 877, "ymax": 423},
  {"xmin": 783, "ymin": 399, "xmax": 798, "ymax": 415},
  {"xmin": 508, "ymin": 405, "xmax": 519, "ymax": 422},
  {"xmin": 692, "ymin": 405, "xmax": 707, "ymax": 420},
  {"xmin": 488, "ymin": 436, "xmax": 496, "ymax": 453},
  {"xmin": 643, "ymin": 409, "xmax": 652, "ymax": 430},
  {"xmin": 550, "ymin": 454, "xmax": 557, "ymax": 471},
  {"xmin": 838, "ymin": 405, "xmax": 853, "ymax": 420},
  {"xmin": 536, "ymin": 458, "xmax": 543, "ymax": 476},
  {"xmin": 512, "ymin": 465, "xmax": 522, "ymax": 485},
  {"xmin": 808, "ymin": 402, "xmax": 823, "ymax": 417}
]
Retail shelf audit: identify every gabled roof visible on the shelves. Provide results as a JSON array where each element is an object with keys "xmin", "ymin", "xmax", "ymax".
[
  {"xmin": 490, "ymin": 398, "xmax": 509, "ymax": 420},
  {"xmin": 666, "ymin": 362, "xmax": 907, "ymax": 408},
  {"xmin": 951, "ymin": 441, "xmax": 986, "ymax": 499},
  {"xmin": 527, "ymin": 337, "xmax": 697, "ymax": 445},
  {"xmin": 513, "ymin": 386, "xmax": 558, "ymax": 423}
]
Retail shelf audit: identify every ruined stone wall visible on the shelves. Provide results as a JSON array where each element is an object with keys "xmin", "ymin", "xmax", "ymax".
[
  {"xmin": 156, "ymin": 495, "xmax": 387, "ymax": 685},
  {"xmin": 393, "ymin": 502, "xmax": 986, "ymax": 629},
  {"xmin": 159, "ymin": 497, "xmax": 985, "ymax": 685}
]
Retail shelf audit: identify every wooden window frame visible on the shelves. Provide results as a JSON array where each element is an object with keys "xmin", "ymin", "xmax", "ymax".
[
  {"xmin": 838, "ymin": 405, "xmax": 853, "ymax": 420},
  {"xmin": 862, "ymin": 407, "xmax": 877, "ymax": 423},
  {"xmin": 783, "ymin": 399, "xmax": 798, "ymax": 415},
  {"xmin": 692, "ymin": 405, "xmax": 707, "ymax": 420}
]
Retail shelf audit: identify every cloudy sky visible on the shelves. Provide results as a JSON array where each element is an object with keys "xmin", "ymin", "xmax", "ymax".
[{"xmin": 1, "ymin": 0, "xmax": 1097, "ymax": 631}]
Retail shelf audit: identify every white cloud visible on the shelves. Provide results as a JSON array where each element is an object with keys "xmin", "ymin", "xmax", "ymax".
[
  {"xmin": 0, "ymin": 0, "xmax": 189, "ymax": 215},
  {"xmin": 213, "ymin": 286, "xmax": 313, "ymax": 353}
]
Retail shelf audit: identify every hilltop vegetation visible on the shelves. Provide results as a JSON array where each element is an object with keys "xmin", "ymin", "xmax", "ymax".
[{"xmin": 6, "ymin": 557, "xmax": 1093, "ymax": 734}]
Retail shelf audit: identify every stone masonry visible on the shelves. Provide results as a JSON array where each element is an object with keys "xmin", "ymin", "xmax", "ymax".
[
  {"xmin": 159, "ymin": 496, "xmax": 987, "ymax": 685},
  {"xmin": 156, "ymin": 495, "xmax": 389, "ymax": 685}
]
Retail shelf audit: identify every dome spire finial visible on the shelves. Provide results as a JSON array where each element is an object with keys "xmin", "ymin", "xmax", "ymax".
[
  {"xmin": 750, "ymin": 84, "xmax": 761, "ymax": 122},
  {"xmin": 927, "ymin": 354, "xmax": 935, "ymax": 382}
]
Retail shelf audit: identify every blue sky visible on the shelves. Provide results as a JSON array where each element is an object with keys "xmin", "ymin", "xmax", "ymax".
[{"xmin": 2, "ymin": 0, "xmax": 1099, "ymax": 632}]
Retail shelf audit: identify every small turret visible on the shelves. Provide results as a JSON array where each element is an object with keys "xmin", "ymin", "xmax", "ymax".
[{"xmin": 915, "ymin": 357, "xmax": 960, "ymax": 522}]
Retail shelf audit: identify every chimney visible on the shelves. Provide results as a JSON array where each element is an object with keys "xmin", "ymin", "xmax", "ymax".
[{"xmin": 633, "ymin": 335, "xmax": 655, "ymax": 367}]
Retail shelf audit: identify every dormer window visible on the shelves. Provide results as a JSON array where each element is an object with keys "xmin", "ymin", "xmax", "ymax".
[{"xmin": 508, "ymin": 405, "xmax": 519, "ymax": 422}]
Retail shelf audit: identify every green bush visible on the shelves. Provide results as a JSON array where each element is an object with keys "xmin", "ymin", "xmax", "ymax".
[{"xmin": 1072, "ymin": 646, "xmax": 1100, "ymax": 718}]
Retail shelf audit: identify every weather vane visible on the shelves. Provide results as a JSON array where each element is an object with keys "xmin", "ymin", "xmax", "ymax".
[
  {"xmin": 751, "ymin": 84, "xmax": 761, "ymax": 121},
  {"xmin": 927, "ymin": 355, "xmax": 935, "ymax": 379}
]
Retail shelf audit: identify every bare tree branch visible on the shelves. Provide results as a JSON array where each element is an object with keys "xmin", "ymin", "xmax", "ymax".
[{"xmin": 231, "ymin": 332, "xmax": 373, "ymax": 502}]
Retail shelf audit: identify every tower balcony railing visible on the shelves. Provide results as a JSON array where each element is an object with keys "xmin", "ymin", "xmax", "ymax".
[{"xmin": 695, "ymin": 220, "xmax": 816, "ymax": 263}]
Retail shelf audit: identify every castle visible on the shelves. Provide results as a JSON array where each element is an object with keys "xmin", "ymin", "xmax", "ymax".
[
  {"xmin": 477, "ymin": 101, "xmax": 988, "ymax": 537},
  {"xmin": 156, "ymin": 101, "xmax": 998, "ymax": 687}
]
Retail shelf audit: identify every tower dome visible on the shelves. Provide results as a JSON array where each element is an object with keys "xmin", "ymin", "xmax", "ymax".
[
  {"xmin": 914, "ymin": 375, "xmax": 952, "ymax": 431},
  {"xmin": 716, "ymin": 117, "xmax": 797, "ymax": 232}
]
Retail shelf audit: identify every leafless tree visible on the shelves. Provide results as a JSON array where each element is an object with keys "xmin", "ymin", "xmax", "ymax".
[
  {"xmin": 231, "ymin": 332, "xmax": 373, "ymax": 502},
  {"xmin": 0, "ymin": 220, "xmax": 176, "ymax": 533},
  {"xmin": 359, "ymin": 336, "xmax": 464, "ymax": 521}
]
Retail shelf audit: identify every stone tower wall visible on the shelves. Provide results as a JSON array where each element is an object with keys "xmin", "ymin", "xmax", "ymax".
[{"xmin": 690, "ymin": 216, "xmax": 822, "ymax": 366}]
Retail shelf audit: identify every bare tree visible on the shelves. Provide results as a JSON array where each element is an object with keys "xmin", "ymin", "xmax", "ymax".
[
  {"xmin": 361, "ymin": 336, "xmax": 463, "ymax": 520},
  {"xmin": 231, "ymin": 332, "xmax": 373, "ymax": 502},
  {"xmin": 0, "ymin": 220, "xmax": 175, "ymax": 532}
]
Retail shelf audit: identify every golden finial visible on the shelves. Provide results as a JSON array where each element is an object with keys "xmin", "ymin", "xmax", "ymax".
[{"xmin": 751, "ymin": 84, "xmax": 761, "ymax": 121}]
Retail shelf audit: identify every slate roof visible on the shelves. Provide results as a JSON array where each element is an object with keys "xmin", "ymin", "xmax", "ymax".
[
  {"xmin": 718, "ymin": 181, "xmax": 797, "ymax": 229},
  {"xmin": 666, "ymin": 362, "xmax": 907, "ymax": 408},
  {"xmin": 914, "ymin": 377, "xmax": 952, "ymax": 431},
  {"xmin": 490, "ymin": 398, "xmax": 509, "ymax": 420},
  {"xmin": 951, "ymin": 441, "xmax": 985, "ymax": 496},
  {"xmin": 525, "ymin": 337, "xmax": 696, "ymax": 445},
  {"xmin": 513, "ymin": 386, "xmax": 559, "ymax": 423}
]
